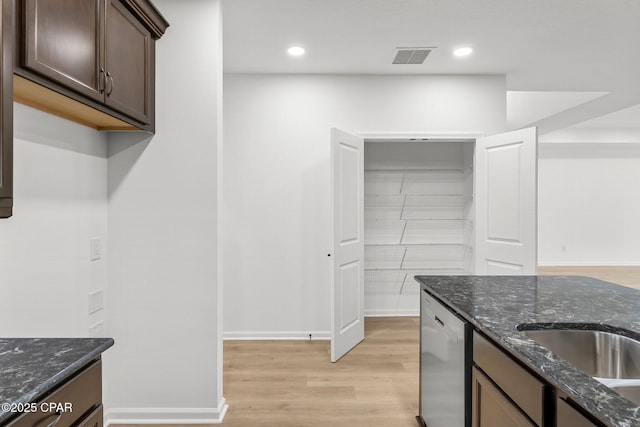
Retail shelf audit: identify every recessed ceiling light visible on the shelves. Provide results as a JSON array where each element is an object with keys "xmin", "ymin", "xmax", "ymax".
[
  {"xmin": 453, "ymin": 47, "xmax": 473, "ymax": 57},
  {"xmin": 287, "ymin": 46, "xmax": 305, "ymax": 57}
]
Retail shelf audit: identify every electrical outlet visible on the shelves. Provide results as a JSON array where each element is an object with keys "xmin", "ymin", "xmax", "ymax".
[
  {"xmin": 89, "ymin": 321, "xmax": 104, "ymax": 337},
  {"xmin": 88, "ymin": 289, "xmax": 104, "ymax": 314},
  {"xmin": 90, "ymin": 237, "xmax": 102, "ymax": 261}
]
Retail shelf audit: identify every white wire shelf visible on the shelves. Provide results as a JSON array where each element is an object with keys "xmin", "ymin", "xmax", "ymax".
[
  {"xmin": 365, "ymin": 169, "xmax": 472, "ymax": 196},
  {"xmin": 364, "ymin": 219, "xmax": 473, "ymax": 245},
  {"xmin": 365, "ymin": 244, "xmax": 472, "ymax": 270},
  {"xmin": 363, "ymin": 167, "xmax": 474, "ymax": 295}
]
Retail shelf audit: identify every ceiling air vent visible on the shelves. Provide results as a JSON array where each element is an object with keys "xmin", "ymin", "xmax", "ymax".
[{"xmin": 392, "ymin": 47, "xmax": 435, "ymax": 65}]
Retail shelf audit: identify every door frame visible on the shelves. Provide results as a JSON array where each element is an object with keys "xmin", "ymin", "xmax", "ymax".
[
  {"xmin": 357, "ymin": 131, "xmax": 484, "ymax": 143},
  {"xmin": 330, "ymin": 130, "xmax": 483, "ymax": 357}
]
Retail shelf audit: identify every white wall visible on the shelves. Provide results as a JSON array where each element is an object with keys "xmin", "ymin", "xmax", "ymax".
[
  {"xmin": 223, "ymin": 74, "xmax": 506, "ymax": 338},
  {"xmin": 538, "ymin": 143, "xmax": 640, "ymax": 266},
  {"xmin": 0, "ymin": 103, "xmax": 108, "ymax": 337},
  {"xmin": 105, "ymin": 0, "xmax": 225, "ymax": 423}
]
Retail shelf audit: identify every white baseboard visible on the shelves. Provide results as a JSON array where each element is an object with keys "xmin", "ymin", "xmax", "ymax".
[
  {"xmin": 364, "ymin": 309, "xmax": 419, "ymax": 317},
  {"xmin": 223, "ymin": 331, "xmax": 330, "ymax": 340},
  {"xmin": 106, "ymin": 398, "xmax": 228, "ymax": 425},
  {"xmin": 538, "ymin": 262, "xmax": 640, "ymax": 267},
  {"xmin": 224, "ymin": 316, "xmax": 423, "ymax": 340}
]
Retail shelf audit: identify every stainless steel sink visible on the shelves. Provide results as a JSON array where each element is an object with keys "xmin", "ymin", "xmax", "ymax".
[
  {"xmin": 611, "ymin": 384, "xmax": 640, "ymax": 405},
  {"xmin": 522, "ymin": 329, "xmax": 640, "ymax": 379}
]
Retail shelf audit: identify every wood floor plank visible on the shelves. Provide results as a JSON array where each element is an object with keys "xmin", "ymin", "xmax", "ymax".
[{"xmin": 222, "ymin": 317, "xmax": 419, "ymax": 426}]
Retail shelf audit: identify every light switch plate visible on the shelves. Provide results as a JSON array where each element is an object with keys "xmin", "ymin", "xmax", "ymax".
[
  {"xmin": 90, "ymin": 237, "xmax": 101, "ymax": 261},
  {"xmin": 89, "ymin": 321, "xmax": 104, "ymax": 337},
  {"xmin": 88, "ymin": 289, "xmax": 104, "ymax": 314}
]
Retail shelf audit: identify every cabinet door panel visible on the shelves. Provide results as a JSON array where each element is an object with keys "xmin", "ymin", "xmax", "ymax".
[
  {"xmin": 472, "ymin": 367, "xmax": 536, "ymax": 427},
  {"xmin": 557, "ymin": 398, "xmax": 599, "ymax": 427},
  {"xmin": 105, "ymin": 0, "xmax": 151, "ymax": 124},
  {"xmin": 0, "ymin": 0, "xmax": 13, "ymax": 218},
  {"xmin": 24, "ymin": 0, "xmax": 103, "ymax": 101}
]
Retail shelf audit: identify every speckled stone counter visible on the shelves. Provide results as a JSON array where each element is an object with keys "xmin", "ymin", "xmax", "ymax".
[
  {"xmin": 0, "ymin": 338, "xmax": 113, "ymax": 424},
  {"xmin": 415, "ymin": 275, "xmax": 640, "ymax": 427}
]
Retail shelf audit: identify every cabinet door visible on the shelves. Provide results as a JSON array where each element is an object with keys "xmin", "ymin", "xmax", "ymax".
[
  {"xmin": 0, "ymin": 0, "xmax": 13, "ymax": 218},
  {"xmin": 104, "ymin": 0, "xmax": 151, "ymax": 124},
  {"xmin": 23, "ymin": 0, "xmax": 104, "ymax": 102},
  {"xmin": 472, "ymin": 367, "xmax": 536, "ymax": 427}
]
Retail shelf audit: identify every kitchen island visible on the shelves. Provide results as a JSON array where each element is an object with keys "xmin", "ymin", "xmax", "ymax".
[
  {"xmin": 0, "ymin": 338, "xmax": 113, "ymax": 426},
  {"xmin": 416, "ymin": 275, "xmax": 640, "ymax": 427}
]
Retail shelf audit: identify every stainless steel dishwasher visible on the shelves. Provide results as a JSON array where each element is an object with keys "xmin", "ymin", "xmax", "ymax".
[{"xmin": 417, "ymin": 289, "xmax": 471, "ymax": 427}]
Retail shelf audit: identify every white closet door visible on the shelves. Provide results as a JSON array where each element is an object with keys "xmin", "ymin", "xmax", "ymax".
[
  {"xmin": 475, "ymin": 127, "xmax": 537, "ymax": 275},
  {"xmin": 330, "ymin": 128, "xmax": 365, "ymax": 362}
]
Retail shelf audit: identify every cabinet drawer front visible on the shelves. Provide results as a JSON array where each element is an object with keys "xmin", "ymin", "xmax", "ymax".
[
  {"xmin": 8, "ymin": 360, "xmax": 101, "ymax": 427},
  {"xmin": 473, "ymin": 332, "xmax": 545, "ymax": 426},
  {"xmin": 77, "ymin": 405, "xmax": 103, "ymax": 427}
]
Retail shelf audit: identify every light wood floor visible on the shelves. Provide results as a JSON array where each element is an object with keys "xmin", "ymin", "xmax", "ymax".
[
  {"xmin": 222, "ymin": 317, "xmax": 420, "ymax": 427},
  {"xmin": 537, "ymin": 266, "xmax": 640, "ymax": 290}
]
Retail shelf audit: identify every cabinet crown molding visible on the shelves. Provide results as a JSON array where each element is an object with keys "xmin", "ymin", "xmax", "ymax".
[{"xmin": 120, "ymin": 0, "xmax": 169, "ymax": 39}]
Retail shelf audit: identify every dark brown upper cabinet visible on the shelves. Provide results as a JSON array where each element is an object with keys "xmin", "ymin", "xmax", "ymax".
[
  {"xmin": 0, "ymin": 0, "xmax": 13, "ymax": 218},
  {"xmin": 14, "ymin": 0, "xmax": 168, "ymax": 132},
  {"xmin": 104, "ymin": 0, "xmax": 151, "ymax": 124}
]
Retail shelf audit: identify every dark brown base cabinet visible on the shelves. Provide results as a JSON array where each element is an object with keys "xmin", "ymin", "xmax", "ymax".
[
  {"xmin": 6, "ymin": 360, "xmax": 103, "ymax": 427},
  {"xmin": 472, "ymin": 331, "xmax": 601, "ymax": 427},
  {"xmin": 472, "ymin": 367, "xmax": 536, "ymax": 427},
  {"xmin": 556, "ymin": 398, "xmax": 600, "ymax": 427}
]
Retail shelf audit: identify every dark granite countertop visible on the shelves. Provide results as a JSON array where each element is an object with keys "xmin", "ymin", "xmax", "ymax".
[
  {"xmin": 415, "ymin": 275, "xmax": 640, "ymax": 427},
  {"xmin": 0, "ymin": 338, "xmax": 114, "ymax": 424}
]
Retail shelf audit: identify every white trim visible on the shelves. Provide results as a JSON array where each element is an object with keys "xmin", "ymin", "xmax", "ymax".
[
  {"xmin": 539, "ymin": 141, "xmax": 640, "ymax": 147},
  {"xmin": 364, "ymin": 309, "xmax": 419, "ymax": 317},
  {"xmin": 356, "ymin": 131, "xmax": 484, "ymax": 142},
  {"xmin": 223, "ymin": 331, "xmax": 331, "ymax": 340},
  {"xmin": 538, "ymin": 261, "xmax": 640, "ymax": 267},
  {"xmin": 214, "ymin": 0, "xmax": 225, "ymax": 406},
  {"xmin": 106, "ymin": 398, "xmax": 228, "ymax": 425}
]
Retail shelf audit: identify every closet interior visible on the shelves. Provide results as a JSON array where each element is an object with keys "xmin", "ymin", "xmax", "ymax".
[{"xmin": 363, "ymin": 140, "xmax": 475, "ymax": 315}]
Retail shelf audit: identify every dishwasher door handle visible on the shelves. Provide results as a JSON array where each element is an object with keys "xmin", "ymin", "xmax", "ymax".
[{"xmin": 424, "ymin": 306, "xmax": 459, "ymax": 344}]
